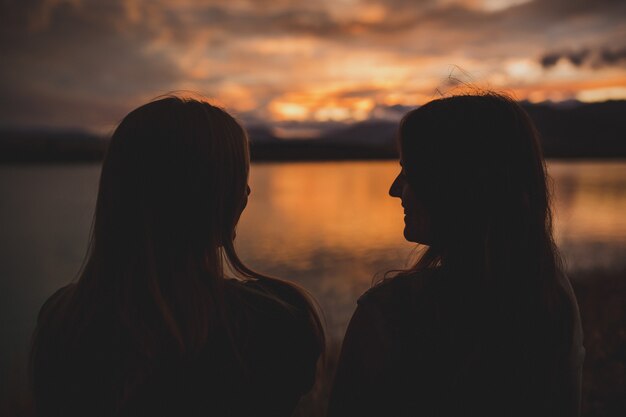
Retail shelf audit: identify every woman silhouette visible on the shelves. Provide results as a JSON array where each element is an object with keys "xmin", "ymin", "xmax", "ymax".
[
  {"xmin": 328, "ymin": 93, "xmax": 584, "ymax": 417},
  {"xmin": 31, "ymin": 95, "xmax": 324, "ymax": 417}
]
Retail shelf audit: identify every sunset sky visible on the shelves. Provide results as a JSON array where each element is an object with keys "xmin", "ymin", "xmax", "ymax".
[{"xmin": 1, "ymin": 0, "xmax": 625, "ymax": 133}]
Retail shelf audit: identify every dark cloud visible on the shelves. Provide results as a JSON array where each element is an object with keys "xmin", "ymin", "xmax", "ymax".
[
  {"xmin": 540, "ymin": 49, "xmax": 590, "ymax": 68},
  {"xmin": 195, "ymin": 7, "xmax": 346, "ymax": 37},
  {"xmin": 568, "ymin": 49, "xmax": 591, "ymax": 67},
  {"xmin": 540, "ymin": 52, "xmax": 561, "ymax": 68},
  {"xmin": 599, "ymin": 47, "xmax": 626, "ymax": 67},
  {"xmin": 3, "ymin": 1, "xmax": 625, "ymax": 56},
  {"xmin": 3, "ymin": 0, "xmax": 626, "ymax": 43},
  {"xmin": 333, "ymin": 87, "xmax": 385, "ymax": 99},
  {"xmin": 540, "ymin": 47, "xmax": 626, "ymax": 69},
  {"xmin": 0, "ymin": 0, "xmax": 183, "ymax": 129}
]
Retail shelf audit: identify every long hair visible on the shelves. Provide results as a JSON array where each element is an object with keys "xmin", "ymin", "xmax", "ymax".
[
  {"xmin": 31, "ymin": 95, "xmax": 324, "ymax": 407},
  {"xmin": 395, "ymin": 93, "xmax": 572, "ymax": 412}
]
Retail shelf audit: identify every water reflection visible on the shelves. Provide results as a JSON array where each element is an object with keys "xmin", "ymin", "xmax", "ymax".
[
  {"xmin": 238, "ymin": 162, "xmax": 413, "ymax": 270},
  {"xmin": 550, "ymin": 161, "xmax": 626, "ymax": 271}
]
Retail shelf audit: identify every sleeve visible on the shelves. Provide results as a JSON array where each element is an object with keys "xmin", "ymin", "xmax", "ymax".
[
  {"xmin": 327, "ymin": 298, "xmax": 393, "ymax": 417},
  {"xmin": 31, "ymin": 284, "xmax": 74, "ymax": 416},
  {"xmin": 562, "ymin": 275, "xmax": 585, "ymax": 417},
  {"xmin": 240, "ymin": 278, "xmax": 323, "ymax": 416},
  {"xmin": 259, "ymin": 278, "xmax": 324, "ymax": 396}
]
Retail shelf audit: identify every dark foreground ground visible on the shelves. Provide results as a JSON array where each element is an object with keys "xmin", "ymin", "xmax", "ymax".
[
  {"xmin": 573, "ymin": 270, "xmax": 626, "ymax": 416},
  {"xmin": 295, "ymin": 268, "xmax": 626, "ymax": 417}
]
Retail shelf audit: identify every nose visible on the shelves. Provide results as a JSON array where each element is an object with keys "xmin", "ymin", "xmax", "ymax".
[{"xmin": 389, "ymin": 174, "xmax": 402, "ymax": 198}]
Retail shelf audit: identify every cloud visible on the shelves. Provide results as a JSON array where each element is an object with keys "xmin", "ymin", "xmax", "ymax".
[
  {"xmin": 540, "ymin": 50, "xmax": 591, "ymax": 69},
  {"xmin": 598, "ymin": 47, "xmax": 626, "ymax": 67},
  {"xmin": 0, "ymin": 0, "xmax": 184, "ymax": 129},
  {"xmin": 539, "ymin": 53, "xmax": 561, "ymax": 69},
  {"xmin": 1, "ymin": 0, "xmax": 626, "ymax": 129},
  {"xmin": 540, "ymin": 47, "xmax": 626, "ymax": 69}
]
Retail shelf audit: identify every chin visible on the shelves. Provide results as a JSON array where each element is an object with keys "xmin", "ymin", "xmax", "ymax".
[
  {"xmin": 403, "ymin": 228, "xmax": 420, "ymax": 244},
  {"xmin": 404, "ymin": 227, "xmax": 430, "ymax": 245}
]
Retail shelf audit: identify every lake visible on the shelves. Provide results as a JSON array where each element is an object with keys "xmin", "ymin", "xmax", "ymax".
[{"xmin": 1, "ymin": 160, "xmax": 626, "ymax": 413}]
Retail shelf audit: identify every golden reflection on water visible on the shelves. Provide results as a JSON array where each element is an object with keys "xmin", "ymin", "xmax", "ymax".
[
  {"xmin": 550, "ymin": 161, "xmax": 626, "ymax": 244},
  {"xmin": 238, "ymin": 161, "xmax": 414, "ymax": 271}
]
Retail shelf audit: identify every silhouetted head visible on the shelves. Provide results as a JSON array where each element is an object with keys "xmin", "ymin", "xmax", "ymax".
[
  {"xmin": 390, "ymin": 93, "xmax": 557, "ymax": 279},
  {"xmin": 79, "ymin": 94, "xmax": 263, "ymax": 354},
  {"xmin": 97, "ymin": 95, "xmax": 250, "ymax": 260},
  {"xmin": 84, "ymin": 95, "xmax": 323, "ymax": 357}
]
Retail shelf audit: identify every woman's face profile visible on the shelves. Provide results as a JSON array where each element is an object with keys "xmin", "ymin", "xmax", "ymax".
[
  {"xmin": 233, "ymin": 185, "xmax": 251, "ymax": 240},
  {"xmin": 242, "ymin": 185, "xmax": 251, "ymax": 214},
  {"xmin": 389, "ymin": 164, "xmax": 432, "ymax": 244}
]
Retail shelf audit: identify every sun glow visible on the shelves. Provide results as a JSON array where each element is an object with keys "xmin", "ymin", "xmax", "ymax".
[
  {"xmin": 577, "ymin": 87, "xmax": 626, "ymax": 103},
  {"xmin": 270, "ymin": 102, "xmax": 310, "ymax": 121},
  {"xmin": 270, "ymin": 94, "xmax": 377, "ymax": 122}
]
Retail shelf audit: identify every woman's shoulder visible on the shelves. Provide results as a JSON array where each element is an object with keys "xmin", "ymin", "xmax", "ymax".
[
  {"xmin": 224, "ymin": 277, "xmax": 322, "ymax": 347},
  {"xmin": 37, "ymin": 283, "xmax": 77, "ymax": 325},
  {"xmin": 226, "ymin": 277, "xmax": 313, "ymax": 316},
  {"xmin": 358, "ymin": 267, "xmax": 444, "ymax": 310},
  {"xmin": 224, "ymin": 277, "xmax": 323, "ymax": 394},
  {"xmin": 352, "ymin": 268, "xmax": 447, "ymax": 336},
  {"xmin": 555, "ymin": 272, "xmax": 585, "ymax": 365}
]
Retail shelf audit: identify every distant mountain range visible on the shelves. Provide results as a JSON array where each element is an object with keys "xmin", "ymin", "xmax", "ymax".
[{"xmin": 1, "ymin": 100, "xmax": 625, "ymax": 162}]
